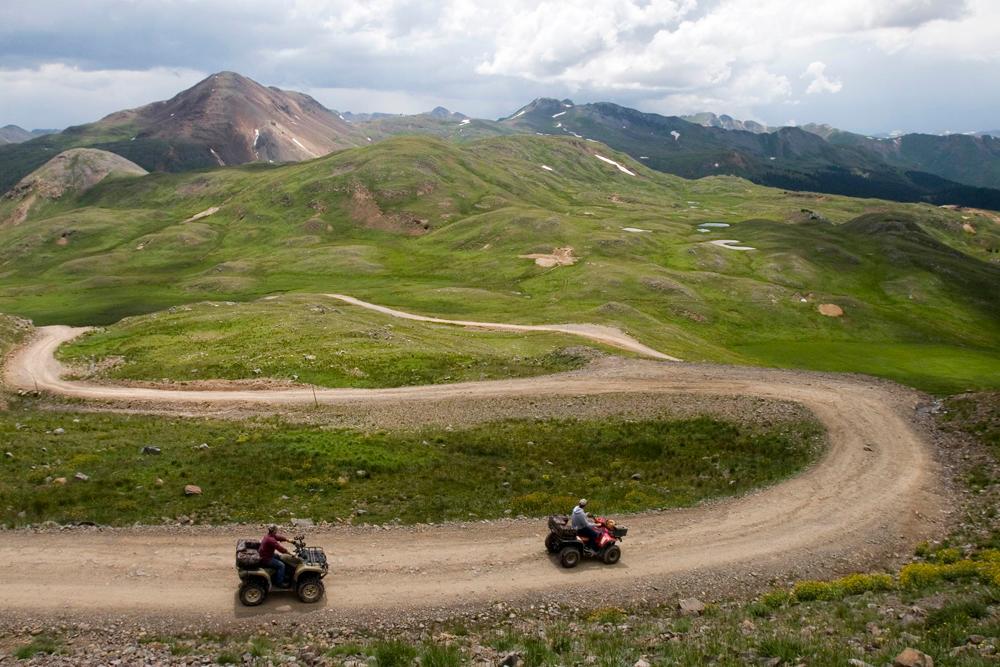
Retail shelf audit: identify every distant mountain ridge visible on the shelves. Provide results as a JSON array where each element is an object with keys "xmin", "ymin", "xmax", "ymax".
[
  {"xmin": 0, "ymin": 72, "xmax": 367, "ymax": 193},
  {"xmin": 3, "ymin": 73, "xmax": 999, "ymax": 209},
  {"xmin": 0, "ymin": 125, "xmax": 58, "ymax": 145},
  {"xmin": 493, "ymin": 98, "xmax": 1000, "ymax": 209}
]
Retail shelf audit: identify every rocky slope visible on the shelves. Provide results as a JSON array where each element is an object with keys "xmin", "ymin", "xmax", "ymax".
[{"xmin": 0, "ymin": 72, "xmax": 367, "ymax": 193}]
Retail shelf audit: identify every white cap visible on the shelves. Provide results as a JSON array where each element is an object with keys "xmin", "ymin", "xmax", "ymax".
[{"xmin": 578, "ymin": 498, "xmax": 588, "ymax": 507}]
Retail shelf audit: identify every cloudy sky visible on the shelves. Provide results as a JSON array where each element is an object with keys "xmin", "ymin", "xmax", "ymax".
[{"xmin": 1, "ymin": 0, "xmax": 997, "ymax": 134}]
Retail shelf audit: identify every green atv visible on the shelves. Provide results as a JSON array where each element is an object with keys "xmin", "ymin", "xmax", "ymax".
[{"xmin": 236, "ymin": 535, "xmax": 329, "ymax": 606}]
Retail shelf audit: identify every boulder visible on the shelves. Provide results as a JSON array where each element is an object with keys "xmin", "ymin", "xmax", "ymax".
[
  {"xmin": 74, "ymin": 472, "xmax": 90, "ymax": 481},
  {"xmin": 53, "ymin": 427, "xmax": 65, "ymax": 435},
  {"xmin": 500, "ymin": 653, "xmax": 523, "ymax": 667},
  {"xmin": 678, "ymin": 598, "xmax": 706, "ymax": 615},
  {"xmin": 184, "ymin": 484, "xmax": 202, "ymax": 496},
  {"xmin": 894, "ymin": 648, "xmax": 933, "ymax": 667},
  {"xmin": 141, "ymin": 446, "xmax": 161, "ymax": 455}
]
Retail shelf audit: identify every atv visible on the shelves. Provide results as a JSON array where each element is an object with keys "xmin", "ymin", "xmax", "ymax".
[
  {"xmin": 545, "ymin": 514, "xmax": 627, "ymax": 568},
  {"xmin": 235, "ymin": 535, "xmax": 329, "ymax": 606}
]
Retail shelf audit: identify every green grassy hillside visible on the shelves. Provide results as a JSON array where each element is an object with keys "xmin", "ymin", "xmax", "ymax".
[
  {"xmin": 58, "ymin": 295, "xmax": 602, "ymax": 388},
  {"xmin": 1, "ymin": 134, "xmax": 997, "ymax": 393}
]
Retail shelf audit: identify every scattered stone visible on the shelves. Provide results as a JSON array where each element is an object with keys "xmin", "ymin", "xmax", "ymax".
[
  {"xmin": 141, "ymin": 446, "xmax": 161, "ymax": 455},
  {"xmin": 678, "ymin": 598, "xmax": 706, "ymax": 615},
  {"xmin": 52, "ymin": 477, "xmax": 67, "ymax": 485},
  {"xmin": 53, "ymin": 427, "xmax": 66, "ymax": 435},
  {"xmin": 634, "ymin": 660, "xmax": 651, "ymax": 667},
  {"xmin": 356, "ymin": 469, "xmax": 370, "ymax": 478},
  {"xmin": 197, "ymin": 443, "xmax": 210, "ymax": 450},
  {"xmin": 894, "ymin": 648, "xmax": 933, "ymax": 667},
  {"xmin": 631, "ymin": 473, "xmax": 642, "ymax": 480},
  {"xmin": 4, "ymin": 451, "xmax": 12, "ymax": 458},
  {"xmin": 304, "ymin": 354, "xmax": 317, "ymax": 361},
  {"xmin": 500, "ymin": 652, "xmax": 524, "ymax": 667},
  {"xmin": 74, "ymin": 472, "xmax": 90, "ymax": 481},
  {"xmin": 848, "ymin": 659, "xmax": 875, "ymax": 667},
  {"xmin": 184, "ymin": 484, "xmax": 202, "ymax": 496},
  {"xmin": 291, "ymin": 518, "xmax": 315, "ymax": 528},
  {"xmin": 155, "ymin": 478, "xmax": 164, "ymax": 486}
]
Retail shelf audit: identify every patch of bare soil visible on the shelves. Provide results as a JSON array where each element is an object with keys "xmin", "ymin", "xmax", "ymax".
[
  {"xmin": 519, "ymin": 246, "xmax": 576, "ymax": 267},
  {"xmin": 347, "ymin": 183, "xmax": 429, "ymax": 235},
  {"xmin": 818, "ymin": 303, "xmax": 844, "ymax": 317}
]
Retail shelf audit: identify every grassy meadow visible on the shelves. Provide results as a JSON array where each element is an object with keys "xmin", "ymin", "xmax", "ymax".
[
  {"xmin": 0, "ymin": 134, "xmax": 998, "ymax": 394},
  {"xmin": 58, "ymin": 295, "xmax": 605, "ymax": 388},
  {"xmin": 0, "ymin": 409, "xmax": 821, "ymax": 528}
]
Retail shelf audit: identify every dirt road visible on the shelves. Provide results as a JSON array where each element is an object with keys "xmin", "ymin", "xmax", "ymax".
[{"xmin": 0, "ymin": 312, "xmax": 950, "ymax": 628}]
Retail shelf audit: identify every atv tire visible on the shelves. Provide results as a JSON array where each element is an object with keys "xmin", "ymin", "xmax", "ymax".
[
  {"xmin": 544, "ymin": 533, "xmax": 561, "ymax": 553},
  {"xmin": 239, "ymin": 580, "xmax": 267, "ymax": 606},
  {"xmin": 559, "ymin": 546, "xmax": 581, "ymax": 568},
  {"xmin": 602, "ymin": 545, "xmax": 621, "ymax": 565},
  {"xmin": 296, "ymin": 576, "xmax": 325, "ymax": 604}
]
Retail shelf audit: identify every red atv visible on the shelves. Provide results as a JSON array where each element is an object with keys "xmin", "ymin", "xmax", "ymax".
[{"xmin": 545, "ymin": 515, "xmax": 627, "ymax": 568}]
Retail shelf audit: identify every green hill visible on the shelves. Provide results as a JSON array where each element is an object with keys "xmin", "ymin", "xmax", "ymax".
[{"xmin": 1, "ymin": 134, "xmax": 997, "ymax": 393}]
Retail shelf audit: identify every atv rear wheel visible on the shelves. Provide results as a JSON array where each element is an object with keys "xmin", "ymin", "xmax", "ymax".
[
  {"xmin": 544, "ymin": 532, "xmax": 561, "ymax": 553},
  {"xmin": 297, "ymin": 576, "xmax": 325, "ymax": 603},
  {"xmin": 559, "ymin": 546, "xmax": 581, "ymax": 568},
  {"xmin": 602, "ymin": 545, "xmax": 621, "ymax": 565},
  {"xmin": 239, "ymin": 580, "xmax": 267, "ymax": 606}
]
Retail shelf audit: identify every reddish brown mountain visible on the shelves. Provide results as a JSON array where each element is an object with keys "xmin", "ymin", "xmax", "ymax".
[{"xmin": 96, "ymin": 71, "xmax": 368, "ymax": 165}]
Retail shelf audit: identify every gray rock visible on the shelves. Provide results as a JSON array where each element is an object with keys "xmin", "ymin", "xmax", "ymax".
[
  {"xmin": 291, "ymin": 518, "xmax": 315, "ymax": 528},
  {"xmin": 631, "ymin": 473, "xmax": 642, "ymax": 480},
  {"xmin": 4, "ymin": 451, "xmax": 12, "ymax": 458},
  {"xmin": 141, "ymin": 446, "xmax": 161, "ymax": 455},
  {"xmin": 678, "ymin": 598, "xmax": 706, "ymax": 615},
  {"xmin": 634, "ymin": 660, "xmax": 651, "ymax": 667},
  {"xmin": 53, "ymin": 427, "xmax": 65, "ymax": 435},
  {"xmin": 500, "ymin": 652, "xmax": 523, "ymax": 667},
  {"xmin": 74, "ymin": 472, "xmax": 90, "ymax": 481},
  {"xmin": 356, "ymin": 469, "xmax": 370, "ymax": 478},
  {"xmin": 848, "ymin": 660, "xmax": 875, "ymax": 667}
]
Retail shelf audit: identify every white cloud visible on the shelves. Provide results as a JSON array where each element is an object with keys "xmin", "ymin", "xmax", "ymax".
[
  {"xmin": 0, "ymin": 0, "xmax": 993, "ymax": 131},
  {"xmin": 0, "ymin": 64, "xmax": 205, "ymax": 129},
  {"xmin": 803, "ymin": 61, "xmax": 843, "ymax": 94}
]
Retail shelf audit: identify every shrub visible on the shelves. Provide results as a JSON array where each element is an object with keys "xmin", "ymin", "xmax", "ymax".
[
  {"xmin": 14, "ymin": 636, "xmax": 61, "ymax": 659},
  {"xmin": 760, "ymin": 589, "xmax": 791, "ymax": 609},
  {"xmin": 935, "ymin": 547, "xmax": 962, "ymax": 564},
  {"xmin": 586, "ymin": 606, "xmax": 627, "ymax": 624},
  {"xmin": 419, "ymin": 643, "xmax": 462, "ymax": 667},
  {"xmin": 791, "ymin": 580, "xmax": 842, "ymax": 602},
  {"xmin": 373, "ymin": 640, "xmax": 417, "ymax": 667},
  {"xmin": 837, "ymin": 573, "xmax": 894, "ymax": 595}
]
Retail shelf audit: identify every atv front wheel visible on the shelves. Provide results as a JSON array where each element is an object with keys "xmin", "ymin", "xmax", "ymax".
[
  {"xmin": 544, "ymin": 533, "xmax": 561, "ymax": 553},
  {"xmin": 297, "ymin": 576, "xmax": 325, "ymax": 603},
  {"xmin": 239, "ymin": 580, "xmax": 267, "ymax": 606},
  {"xmin": 602, "ymin": 545, "xmax": 621, "ymax": 565},
  {"xmin": 559, "ymin": 546, "xmax": 581, "ymax": 568}
]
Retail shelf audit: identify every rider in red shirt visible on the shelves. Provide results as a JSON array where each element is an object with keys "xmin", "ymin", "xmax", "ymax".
[{"xmin": 259, "ymin": 525, "xmax": 292, "ymax": 586}]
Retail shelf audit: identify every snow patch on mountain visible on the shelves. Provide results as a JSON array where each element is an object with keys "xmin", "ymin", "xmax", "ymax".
[{"xmin": 594, "ymin": 154, "xmax": 636, "ymax": 176}]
